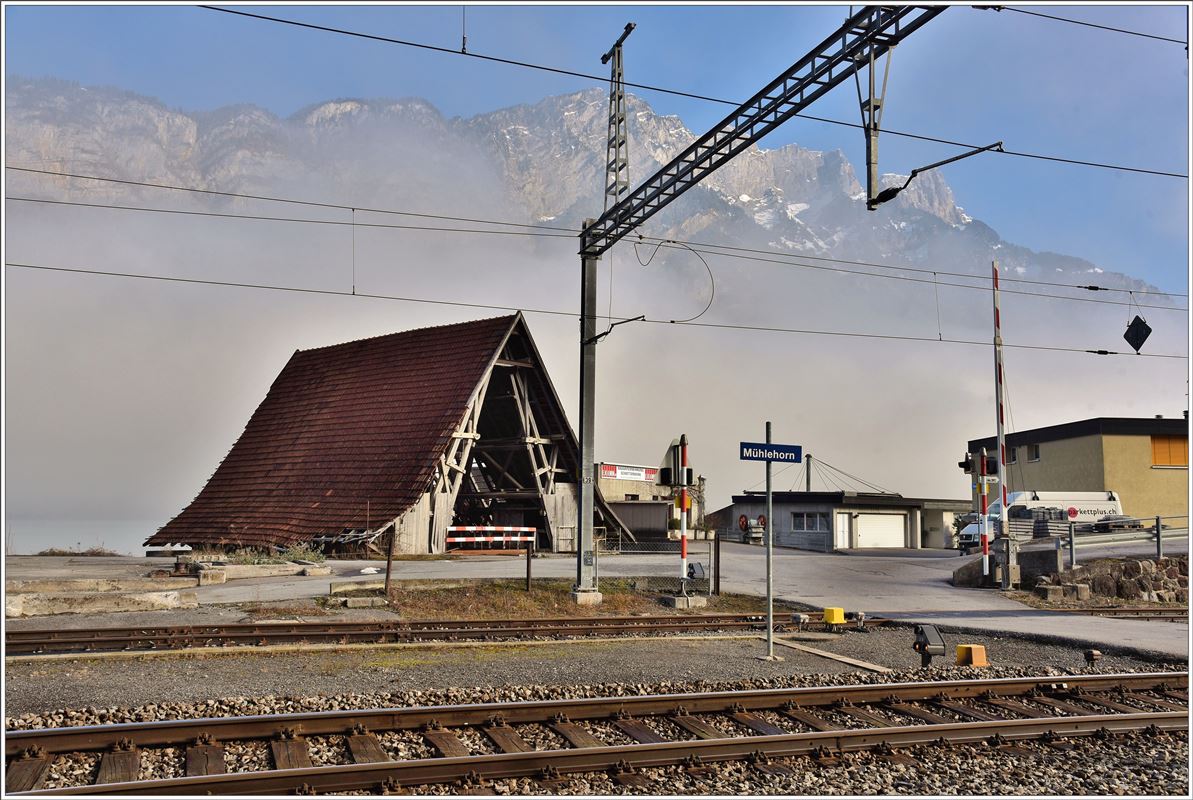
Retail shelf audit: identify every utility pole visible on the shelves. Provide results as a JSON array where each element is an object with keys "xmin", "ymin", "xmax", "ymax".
[
  {"xmin": 575, "ymin": 7, "xmax": 944, "ymax": 602},
  {"xmin": 572, "ymin": 23, "xmax": 635, "ymax": 605},
  {"xmin": 992, "ymin": 260, "xmax": 1013, "ymax": 588},
  {"xmin": 573, "ymin": 218, "xmax": 600, "ymax": 603}
]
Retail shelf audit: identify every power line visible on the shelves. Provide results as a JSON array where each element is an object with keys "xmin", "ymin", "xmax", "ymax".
[
  {"xmin": 9, "ymin": 185, "xmax": 1185, "ymax": 313},
  {"xmin": 979, "ymin": 6, "xmax": 1188, "ymax": 46},
  {"xmin": 6, "ymin": 196, "xmax": 574, "ymax": 240},
  {"xmin": 6, "ymin": 261, "xmax": 1187, "ymax": 360},
  {"xmin": 5, "ymin": 167, "xmax": 570, "ymax": 233},
  {"xmin": 642, "ymin": 241, "xmax": 1185, "ymax": 313},
  {"xmin": 198, "ymin": 5, "xmax": 1188, "ymax": 180},
  {"xmin": 812, "ymin": 457, "xmax": 893, "ymax": 494},
  {"xmin": 12, "ymin": 166, "xmax": 1187, "ymax": 300},
  {"xmin": 12, "ymin": 193, "xmax": 1181, "ymax": 312},
  {"xmin": 649, "ymin": 235, "xmax": 1187, "ymax": 298}
]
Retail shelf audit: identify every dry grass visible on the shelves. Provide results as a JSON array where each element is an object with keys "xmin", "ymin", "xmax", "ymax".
[
  {"xmin": 239, "ymin": 602, "xmax": 333, "ymax": 619},
  {"xmin": 34, "ymin": 546, "xmax": 121, "ymax": 557},
  {"xmin": 378, "ymin": 579, "xmax": 773, "ymax": 620}
]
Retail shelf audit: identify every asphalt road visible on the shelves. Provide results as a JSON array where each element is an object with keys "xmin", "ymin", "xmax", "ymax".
[{"xmin": 6, "ymin": 544, "xmax": 1188, "ymax": 659}]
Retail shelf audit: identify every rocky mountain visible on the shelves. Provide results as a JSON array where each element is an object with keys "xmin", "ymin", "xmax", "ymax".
[{"xmin": 4, "ymin": 77, "xmax": 1165, "ymax": 294}]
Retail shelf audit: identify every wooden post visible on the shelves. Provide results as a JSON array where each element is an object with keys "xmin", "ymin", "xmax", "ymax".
[
  {"xmin": 526, "ymin": 539, "xmax": 534, "ymax": 592},
  {"xmin": 384, "ymin": 524, "xmax": 397, "ymax": 599}
]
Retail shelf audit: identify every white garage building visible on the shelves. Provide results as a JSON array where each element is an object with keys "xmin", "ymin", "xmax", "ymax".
[{"xmin": 714, "ymin": 491, "xmax": 969, "ymax": 551}]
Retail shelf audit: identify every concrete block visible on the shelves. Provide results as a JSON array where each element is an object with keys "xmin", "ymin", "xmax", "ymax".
[
  {"xmin": 220, "ymin": 564, "xmax": 307, "ymax": 580},
  {"xmin": 1035, "ymin": 585, "xmax": 1064, "ymax": 602},
  {"xmin": 330, "ymin": 579, "xmax": 385, "ymax": 595},
  {"xmin": 345, "ymin": 596, "xmax": 389, "ymax": 608},
  {"xmin": 1061, "ymin": 583, "xmax": 1090, "ymax": 601},
  {"xmin": 198, "ymin": 569, "xmax": 226, "ymax": 585},
  {"xmin": 571, "ymin": 590, "xmax": 604, "ymax": 607},
  {"xmin": 301, "ymin": 566, "xmax": 332, "ymax": 576},
  {"xmin": 6, "ymin": 590, "xmax": 198, "ymax": 618},
  {"xmin": 663, "ymin": 595, "xmax": 708, "ymax": 609}
]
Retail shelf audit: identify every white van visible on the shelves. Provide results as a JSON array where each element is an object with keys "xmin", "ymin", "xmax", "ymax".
[{"xmin": 957, "ymin": 491, "xmax": 1121, "ymax": 549}]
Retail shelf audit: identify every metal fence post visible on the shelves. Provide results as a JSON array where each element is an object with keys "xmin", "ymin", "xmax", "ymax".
[
  {"xmin": 714, "ymin": 533, "xmax": 722, "ymax": 596},
  {"xmin": 1067, "ymin": 521, "xmax": 1076, "ymax": 569},
  {"xmin": 1155, "ymin": 516, "xmax": 1163, "ymax": 560}
]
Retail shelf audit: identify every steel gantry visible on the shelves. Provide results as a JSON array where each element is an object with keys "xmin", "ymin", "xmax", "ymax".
[{"xmin": 573, "ymin": 6, "xmax": 946, "ymax": 598}]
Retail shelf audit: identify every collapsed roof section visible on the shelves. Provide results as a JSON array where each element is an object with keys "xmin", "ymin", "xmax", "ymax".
[{"xmin": 147, "ymin": 313, "xmax": 630, "ymax": 552}]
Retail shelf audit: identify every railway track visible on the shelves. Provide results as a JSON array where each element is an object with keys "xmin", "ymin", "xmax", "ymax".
[
  {"xmin": 6, "ymin": 672, "xmax": 1186, "ymax": 795},
  {"xmin": 1077, "ymin": 607, "xmax": 1189, "ymax": 622},
  {"xmin": 5, "ymin": 613, "xmax": 869, "ymax": 656}
]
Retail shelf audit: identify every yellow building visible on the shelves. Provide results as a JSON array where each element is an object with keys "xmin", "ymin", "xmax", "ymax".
[{"xmin": 966, "ymin": 415, "xmax": 1189, "ymax": 519}]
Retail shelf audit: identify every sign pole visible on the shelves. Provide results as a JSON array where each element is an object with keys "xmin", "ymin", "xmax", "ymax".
[
  {"xmin": 980, "ymin": 447, "xmax": 989, "ymax": 577},
  {"xmin": 738, "ymin": 433, "xmax": 799, "ymax": 662},
  {"xmin": 765, "ymin": 421, "xmax": 775, "ymax": 659}
]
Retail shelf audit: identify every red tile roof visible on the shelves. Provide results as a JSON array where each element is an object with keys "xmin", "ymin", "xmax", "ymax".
[{"xmin": 147, "ymin": 315, "xmax": 518, "ymax": 548}]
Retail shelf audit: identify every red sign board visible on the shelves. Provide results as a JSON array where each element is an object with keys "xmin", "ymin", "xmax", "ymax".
[
  {"xmin": 738, "ymin": 514, "xmax": 749, "ymax": 532},
  {"xmin": 757, "ymin": 514, "xmax": 767, "ymax": 528}
]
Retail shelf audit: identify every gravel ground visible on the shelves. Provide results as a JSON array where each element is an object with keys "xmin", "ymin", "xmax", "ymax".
[
  {"xmin": 6, "ymin": 628, "xmax": 1178, "ymax": 718},
  {"xmin": 810, "ymin": 626, "xmax": 1168, "ymax": 672}
]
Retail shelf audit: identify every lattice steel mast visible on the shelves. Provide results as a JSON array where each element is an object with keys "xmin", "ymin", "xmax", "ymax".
[{"xmin": 574, "ymin": 6, "xmax": 945, "ymax": 600}]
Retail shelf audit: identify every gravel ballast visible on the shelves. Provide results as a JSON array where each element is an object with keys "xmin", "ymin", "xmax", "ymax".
[{"xmin": 5, "ymin": 627, "xmax": 1176, "ymax": 718}]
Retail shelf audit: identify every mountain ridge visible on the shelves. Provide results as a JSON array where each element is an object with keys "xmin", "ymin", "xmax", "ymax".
[{"xmin": 4, "ymin": 76, "xmax": 1168, "ymax": 296}]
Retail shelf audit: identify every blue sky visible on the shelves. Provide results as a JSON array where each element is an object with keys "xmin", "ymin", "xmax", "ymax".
[{"xmin": 5, "ymin": 3, "xmax": 1190, "ymax": 291}]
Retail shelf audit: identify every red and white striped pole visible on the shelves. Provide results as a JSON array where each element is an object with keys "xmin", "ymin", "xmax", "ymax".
[
  {"xmin": 992, "ymin": 260, "xmax": 1010, "ymax": 587},
  {"xmin": 679, "ymin": 434, "xmax": 689, "ymax": 583}
]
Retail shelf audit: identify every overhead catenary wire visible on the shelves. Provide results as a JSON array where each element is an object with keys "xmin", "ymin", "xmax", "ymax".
[
  {"xmin": 979, "ymin": 6, "xmax": 1188, "ymax": 46},
  {"xmin": 10, "ymin": 166, "xmax": 1187, "ymax": 299},
  {"xmin": 198, "ymin": 5, "xmax": 1188, "ymax": 180},
  {"xmin": 9, "ymin": 191, "xmax": 1184, "ymax": 314},
  {"xmin": 5, "ymin": 261, "xmax": 1187, "ymax": 360}
]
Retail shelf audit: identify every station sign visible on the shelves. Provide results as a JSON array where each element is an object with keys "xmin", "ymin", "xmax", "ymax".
[{"xmin": 739, "ymin": 442, "xmax": 802, "ymax": 463}]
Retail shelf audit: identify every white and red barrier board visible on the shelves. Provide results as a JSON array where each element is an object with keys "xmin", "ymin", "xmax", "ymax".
[{"xmin": 446, "ymin": 526, "xmax": 536, "ymax": 543}]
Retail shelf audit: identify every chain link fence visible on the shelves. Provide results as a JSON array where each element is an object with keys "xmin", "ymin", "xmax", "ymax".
[{"xmin": 596, "ymin": 534, "xmax": 719, "ymax": 596}]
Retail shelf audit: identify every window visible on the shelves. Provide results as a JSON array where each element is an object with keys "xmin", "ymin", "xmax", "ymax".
[
  {"xmin": 624, "ymin": 494, "xmax": 639, "ymax": 501},
  {"xmin": 1152, "ymin": 435, "xmax": 1189, "ymax": 467},
  {"xmin": 1027, "ymin": 444, "xmax": 1040, "ymax": 462},
  {"xmin": 1007, "ymin": 447, "xmax": 1017, "ymax": 464},
  {"xmin": 791, "ymin": 511, "xmax": 830, "ymax": 532}
]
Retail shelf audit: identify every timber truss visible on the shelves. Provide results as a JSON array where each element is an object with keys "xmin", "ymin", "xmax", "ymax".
[{"xmin": 321, "ymin": 316, "xmax": 632, "ymax": 554}]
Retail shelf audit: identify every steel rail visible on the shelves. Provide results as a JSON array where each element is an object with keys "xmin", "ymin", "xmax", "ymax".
[
  {"xmin": 14, "ymin": 711, "xmax": 1186, "ymax": 796},
  {"xmin": 4, "ymin": 614, "xmax": 813, "ymax": 655},
  {"xmin": 4, "ymin": 612, "xmax": 769, "ymax": 640},
  {"xmin": 7, "ymin": 672, "xmax": 1183, "ymax": 758}
]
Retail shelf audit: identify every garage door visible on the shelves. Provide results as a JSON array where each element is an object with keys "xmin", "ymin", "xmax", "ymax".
[{"xmin": 856, "ymin": 513, "xmax": 905, "ymax": 548}]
